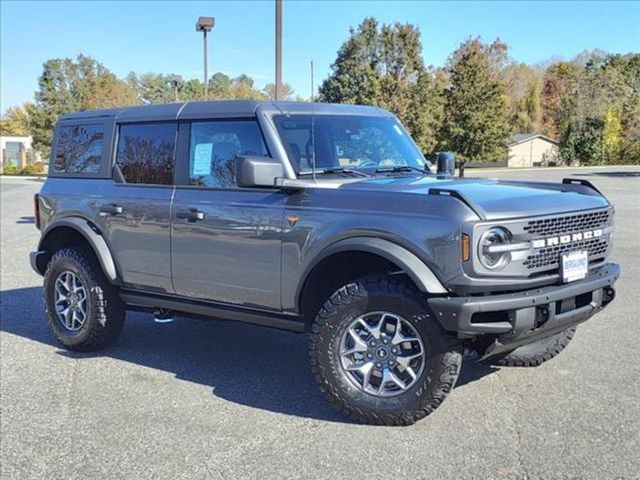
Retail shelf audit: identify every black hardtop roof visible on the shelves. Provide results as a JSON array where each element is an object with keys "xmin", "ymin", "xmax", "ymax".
[{"xmin": 58, "ymin": 100, "xmax": 391, "ymax": 123}]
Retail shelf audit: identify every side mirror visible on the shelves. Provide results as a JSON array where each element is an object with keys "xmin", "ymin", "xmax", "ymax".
[
  {"xmin": 436, "ymin": 152, "xmax": 456, "ymax": 176},
  {"xmin": 236, "ymin": 155, "xmax": 285, "ymax": 188}
]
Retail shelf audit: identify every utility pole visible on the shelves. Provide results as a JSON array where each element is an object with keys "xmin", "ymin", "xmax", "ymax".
[
  {"xmin": 275, "ymin": 0, "xmax": 282, "ymax": 100},
  {"xmin": 196, "ymin": 16, "xmax": 215, "ymax": 100}
]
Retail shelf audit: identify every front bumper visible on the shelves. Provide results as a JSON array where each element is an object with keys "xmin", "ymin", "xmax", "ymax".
[{"xmin": 429, "ymin": 263, "xmax": 620, "ymax": 357}]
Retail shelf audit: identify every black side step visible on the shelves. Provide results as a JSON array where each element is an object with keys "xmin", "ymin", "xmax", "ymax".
[{"xmin": 120, "ymin": 290, "xmax": 305, "ymax": 333}]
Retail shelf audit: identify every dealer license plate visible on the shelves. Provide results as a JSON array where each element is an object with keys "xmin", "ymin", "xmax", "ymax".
[{"xmin": 561, "ymin": 250, "xmax": 588, "ymax": 283}]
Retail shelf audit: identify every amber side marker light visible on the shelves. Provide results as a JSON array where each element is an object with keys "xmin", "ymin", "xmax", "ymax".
[{"xmin": 461, "ymin": 233, "xmax": 470, "ymax": 261}]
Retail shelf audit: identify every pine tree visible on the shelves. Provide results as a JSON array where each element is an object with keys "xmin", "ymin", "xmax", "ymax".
[
  {"xmin": 440, "ymin": 39, "xmax": 511, "ymax": 176},
  {"xmin": 318, "ymin": 17, "xmax": 443, "ymax": 153}
]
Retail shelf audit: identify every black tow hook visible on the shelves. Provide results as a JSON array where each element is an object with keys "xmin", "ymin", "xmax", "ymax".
[{"xmin": 603, "ymin": 287, "xmax": 616, "ymax": 305}]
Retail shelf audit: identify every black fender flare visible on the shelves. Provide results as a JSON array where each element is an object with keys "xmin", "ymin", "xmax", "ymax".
[
  {"xmin": 36, "ymin": 217, "xmax": 119, "ymax": 283},
  {"xmin": 298, "ymin": 237, "xmax": 448, "ymax": 301}
]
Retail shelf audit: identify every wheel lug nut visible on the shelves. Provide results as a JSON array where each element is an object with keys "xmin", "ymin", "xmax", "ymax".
[
  {"xmin": 375, "ymin": 362, "xmax": 382, "ymax": 368},
  {"xmin": 367, "ymin": 353, "xmax": 373, "ymax": 359},
  {"xmin": 370, "ymin": 341, "xmax": 376, "ymax": 347}
]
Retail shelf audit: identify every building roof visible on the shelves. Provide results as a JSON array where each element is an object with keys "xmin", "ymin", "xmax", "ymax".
[
  {"xmin": 58, "ymin": 101, "xmax": 391, "ymax": 123},
  {"xmin": 509, "ymin": 133, "xmax": 559, "ymax": 146}
]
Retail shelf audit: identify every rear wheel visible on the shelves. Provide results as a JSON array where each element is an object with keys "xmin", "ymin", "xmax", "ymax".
[
  {"xmin": 43, "ymin": 247, "xmax": 125, "ymax": 351},
  {"xmin": 309, "ymin": 275, "xmax": 462, "ymax": 426},
  {"xmin": 489, "ymin": 327, "xmax": 576, "ymax": 367}
]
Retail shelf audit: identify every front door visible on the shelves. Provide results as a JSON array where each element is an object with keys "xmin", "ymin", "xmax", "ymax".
[{"xmin": 171, "ymin": 119, "xmax": 285, "ymax": 310}]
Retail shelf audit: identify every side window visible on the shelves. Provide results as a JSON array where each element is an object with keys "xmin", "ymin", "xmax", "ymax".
[
  {"xmin": 189, "ymin": 120, "xmax": 268, "ymax": 188},
  {"xmin": 116, "ymin": 123, "xmax": 177, "ymax": 185},
  {"xmin": 53, "ymin": 124, "xmax": 104, "ymax": 174}
]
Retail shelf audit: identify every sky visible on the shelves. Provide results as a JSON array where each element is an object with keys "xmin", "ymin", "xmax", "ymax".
[{"xmin": 1, "ymin": 0, "xmax": 639, "ymax": 110}]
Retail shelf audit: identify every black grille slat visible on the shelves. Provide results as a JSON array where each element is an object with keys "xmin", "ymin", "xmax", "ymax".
[
  {"xmin": 524, "ymin": 211, "xmax": 609, "ymax": 236},
  {"xmin": 523, "ymin": 238, "xmax": 608, "ymax": 270},
  {"xmin": 523, "ymin": 210, "xmax": 611, "ymax": 273}
]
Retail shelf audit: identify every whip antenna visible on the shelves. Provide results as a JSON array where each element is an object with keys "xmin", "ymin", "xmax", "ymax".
[{"xmin": 310, "ymin": 60, "xmax": 317, "ymax": 182}]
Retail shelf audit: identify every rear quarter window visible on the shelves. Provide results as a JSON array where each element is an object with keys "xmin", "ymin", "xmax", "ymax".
[{"xmin": 52, "ymin": 124, "xmax": 104, "ymax": 174}]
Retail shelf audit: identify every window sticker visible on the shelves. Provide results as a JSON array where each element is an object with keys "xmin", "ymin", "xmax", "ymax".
[{"xmin": 193, "ymin": 143, "xmax": 213, "ymax": 176}]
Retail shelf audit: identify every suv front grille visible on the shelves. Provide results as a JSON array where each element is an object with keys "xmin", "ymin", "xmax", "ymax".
[
  {"xmin": 522, "ymin": 209, "xmax": 611, "ymax": 274},
  {"xmin": 523, "ymin": 210, "xmax": 610, "ymax": 236},
  {"xmin": 523, "ymin": 237, "xmax": 608, "ymax": 270}
]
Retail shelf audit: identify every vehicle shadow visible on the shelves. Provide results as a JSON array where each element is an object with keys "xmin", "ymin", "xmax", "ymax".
[{"xmin": 0, "ymin": 286, "xmax": 498, "ymax": 422}]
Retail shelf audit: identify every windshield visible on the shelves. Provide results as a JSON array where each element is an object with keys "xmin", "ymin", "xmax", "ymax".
[{"xmin": 272, "ymin": 114, "xmax": 429, "ymax": 174}]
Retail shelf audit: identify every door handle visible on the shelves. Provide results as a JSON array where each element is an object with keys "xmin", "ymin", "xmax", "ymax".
[
  {"xmin": 176, "ymin": 209, "xmax": 205, "ymax": 222},
  {"xmin": 99, "ymin": 204, "xmax": 124, "ymax": 216}
]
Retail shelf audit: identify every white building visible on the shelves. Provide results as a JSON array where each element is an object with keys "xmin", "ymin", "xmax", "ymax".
[
  {"xmin": 0, "ymin": 135, "xmax": 43, "ymax": 172},
  {"xmin": 508, "ymin": 133, "xmax": 559, "ymax": 168}
]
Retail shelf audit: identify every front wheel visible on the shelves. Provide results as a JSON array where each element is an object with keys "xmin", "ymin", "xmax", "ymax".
[{"xmin": 309, "ymin": 276, "xmax": 462, "ymax": 426}]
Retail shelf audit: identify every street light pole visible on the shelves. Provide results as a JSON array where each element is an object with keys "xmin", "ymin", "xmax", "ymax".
[
  {"xmin": 275, "ymin": 0, "xmax": 282, "ymax": 100},
  {"xmin": 196, "ymin": 16, "xmax": 215, "ymax": 100},
  {"xmin": 203, "ymin": 29, "xmax": 209, "ymax": 100}
]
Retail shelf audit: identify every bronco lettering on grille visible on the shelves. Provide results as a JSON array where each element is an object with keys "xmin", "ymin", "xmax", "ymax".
[{"xmin": 531, "ymin": 229, "xmax": 603, "ymax": 248}]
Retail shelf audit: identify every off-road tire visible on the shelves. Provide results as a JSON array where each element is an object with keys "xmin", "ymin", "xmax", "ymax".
[
  {"xmin": 43, "ymin": 247, "xmax": 125, "ymax": 351},
  {"xmin": 489, "ymin": 327, "xmax": 576, "ymax": 367},
  {"xmin": 309, "ymin": 275, "xmax": 462, "ymax": 426}
]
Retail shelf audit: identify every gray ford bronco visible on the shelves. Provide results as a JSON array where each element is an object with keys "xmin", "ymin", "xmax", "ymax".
[{"xmin": 31, "ymin": 101, "xmax": 619, "ymax": 425}]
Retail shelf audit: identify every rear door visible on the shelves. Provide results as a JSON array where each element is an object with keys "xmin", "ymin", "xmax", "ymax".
[
  {"xmin": 171, "ymin": 119, "xmax": 285, "ymax": 310},
  {"xmin": 97, "ymin": 122, "xmax": 177, "ymax": 293}
]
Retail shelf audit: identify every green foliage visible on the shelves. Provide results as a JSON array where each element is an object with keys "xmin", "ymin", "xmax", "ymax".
[
  {"xmin": 0, "ymin": 163, "xmax": 46, "ymax": 175},
  {"xmin": 20, "ymin": 164, "xmax": 38, "ymax": 175},
  {"xmin": 514, "ymin": 79, "xmax": 543, "ymax": 133},
  {"xmin": 440, "ymin": 38, "xmax": 511, "ymax": 175},
  {"xmin": 544, "ymin": 52, "xmax": 640, "ymax": 165},
  {"xmin": 2, "ymin": 163, "xmax": 19, "ymax": 175},
  {"xmin": 603, "ymin": 107, "xmax": 623, "ymax": 164},
  {"xmin": 318, "ymin": 17, "xmax": 442, "ymax": 153},
  {"xmin": 7, "ymin": 55, "xmax": 275, "ymax": 157},
  {"xmin": 0, "ymin": 104, "xmax": 32, "ymax": 136},
  {"xmin": 27, "ymin": 54, "xmax": 140, "ymax": 157},
  {"xmin": 263, "ymin": 82, "xmax": 295, "ymax": 101},
  {"xmin": 3, "ymin": 28, "xmax": 639, "ymax": 168}
]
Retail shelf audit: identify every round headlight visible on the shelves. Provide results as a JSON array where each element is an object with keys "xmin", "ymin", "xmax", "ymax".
[{"xmin": 479, "ymin": 227, "xmax": 512, "ymax": 270}]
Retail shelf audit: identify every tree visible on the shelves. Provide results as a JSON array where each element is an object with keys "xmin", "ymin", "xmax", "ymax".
[
  {"xmin": 0, "ymin": 104, "xmax": 32, "ymax": 136},
  {"xmin": 263, "ymin": 82, "xmax": 295, "ymax": 100},
  {"xmin": 318, "ymin": 17, "xmax": 443, "ymax": 153},
  {"xmin": 513, "ymin": 79, "xmax": 543, "ymax": 133},
  {"xmin": 541, "ymin": 61, "xmax": 582, "ymax": 140},
  {"xmin": 30, "ymin": 55, "xmax": 139, "ymax": 155},
  {"xmin": 209, "ymin": 72, "xmax": 233, "ymax": 98},
  {"xmin": 603, "ymin": 107, "xmax": 623, "ymax": 164},
  {"xmin": 127, "ymin": 72, "xmax": 174, "ymax": 103},
  {"xmin": 230, "ymin": 74, "xmax": 268, "ymax": 100},
  {"xmin": 318, "ymin": 17, "xmax": 382, "ymax": 106},
  {"xmin": 440, "ymin": 38, "xmax": 511, "ymax": 176}
]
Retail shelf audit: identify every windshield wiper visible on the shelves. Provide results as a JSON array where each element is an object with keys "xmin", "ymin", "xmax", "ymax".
[
  {"xmin": 298, "ymin": 167, "xmax": 371, "ymax": 177},
  {"xmin": 375, "ymin": 165, "xmax": 430, "ymax": 175}
]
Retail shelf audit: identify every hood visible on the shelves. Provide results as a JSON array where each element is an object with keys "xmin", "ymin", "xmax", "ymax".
[{"xmin": 338, "ymin": 175, "xmax": 610, "ymax": 220}]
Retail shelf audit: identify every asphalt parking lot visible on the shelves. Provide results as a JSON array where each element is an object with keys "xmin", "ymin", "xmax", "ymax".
[{"xmin": 1, "ymin": 166, "xmax": 639, "ymax": 480}]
